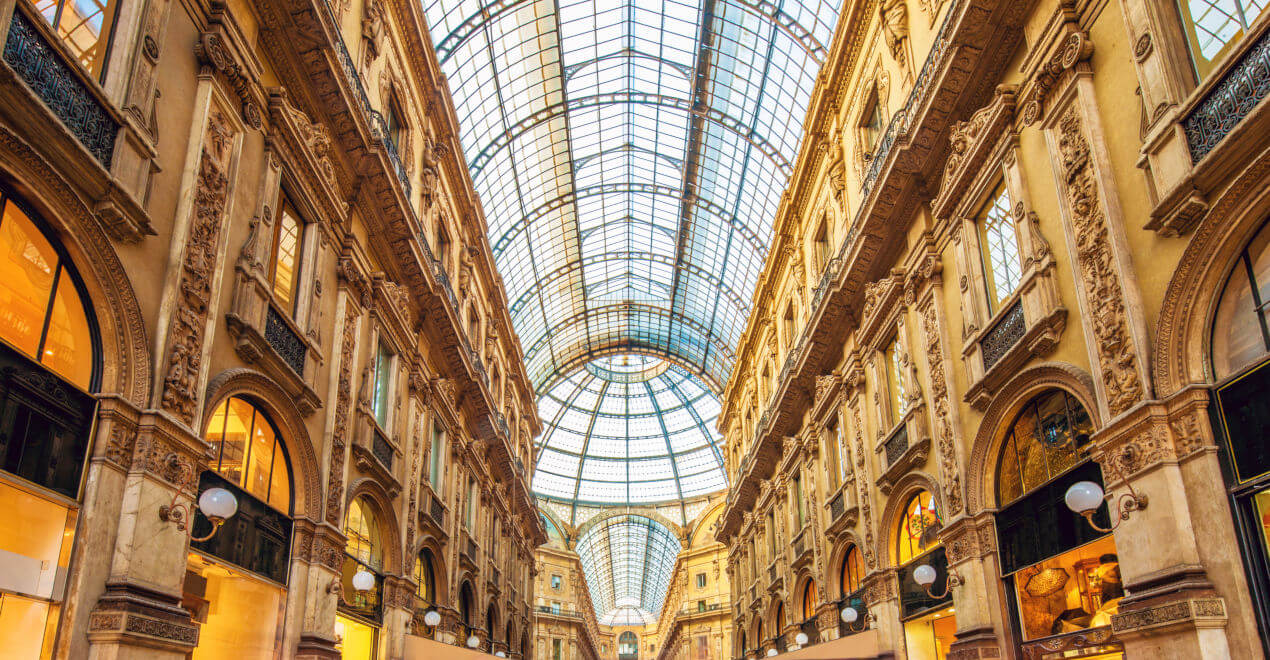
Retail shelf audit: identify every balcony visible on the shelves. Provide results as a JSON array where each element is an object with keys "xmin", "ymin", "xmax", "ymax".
[
  {"xmin": 876, "ymin": 416, "xmax": 931, "ymax": 496},
  {"xmin": 351, "ymin": 420, "xmax": 400, "ymax": 497},
  {"xmin": 790, "ymin": 527, "xmax": 814, "ymax": 571},
  {"xmin": 1182, "ymin": 29, "xmax": 1270, "ymax": 163},
  {"xmin": 825, "ymin": 483, "xmax": 860, "ymax": 540}
]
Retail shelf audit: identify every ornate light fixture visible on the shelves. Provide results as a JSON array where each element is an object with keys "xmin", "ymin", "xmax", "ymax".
[
  {"xmin": 157, "ymin": 455, "xmax": 238, "ymax": 542},
  {"xmin": 1065, "ymin": 435, "xmax": 1149, "ymax": 532},
  {"xmin": 840, "ymin": 605, "xmax": 875, "ymax": 632},
  {"xmin": 327, "ymin": 568, "xmax": 377, "ymax": 605},
  {"xmin": 466, "ymin": 633, "xmax": 480, "ymax": 648},
  {"xmin": 794, "ymin": 631, "xmax": 809, "ymax": 646},
  {"xmin": 913, "ymin": 563, "xmax": 964, "ymax": 599},
  {"xmin": 423, "ymin": 609, "xmax": 442, "ymax": 627}
]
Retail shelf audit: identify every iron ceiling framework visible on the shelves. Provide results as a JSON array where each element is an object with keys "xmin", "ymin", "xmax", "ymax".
[{"xmin": 574, "ymin": 514, "xmax": 682, "ymax": 621}]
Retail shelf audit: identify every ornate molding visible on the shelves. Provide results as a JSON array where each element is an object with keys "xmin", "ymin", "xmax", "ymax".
[
  {"xmin": 325, "ymin": 297, "xmax": 360, "ymax": 526},
  {"xmin": 932, "ymin": 85, "xmax": 1017, "ymax": 219},
  {"xmin": 1111, "ymin": 598, "xmax": 1226, "ymax": 635},
  {"xmin": 918, "ymin": 297, "xmax": 963, "ymax": 516}
]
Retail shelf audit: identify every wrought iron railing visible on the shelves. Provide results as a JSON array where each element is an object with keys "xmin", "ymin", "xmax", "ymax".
[
  {"xmin": 1183, "ymin": 28, "xmax": 1270, "ymax": 162},
  {"xmin": 828, "ymin": 491, "xmax": 844, "ymax": 522},
  {"xmin": 429, "ymin": 495, "xmax": 445, "ymax": 527},
  {"xmin": 371, "ymin": 427, "xmax": 393, "ymax": 471},
  {"xmin": 980, "ymin": 300, "xmax": 1025, "ymax": 371},
  {"xmin": 3, "ymin": 9, "xmax": 118, "ymax": 166},
  {"xmin": 883, "ymin": 423, "xmax": 910, "ymax": 467},
  {"xmin": 265, "ymin": 306, "xmax": 306, "ymax": 376},
  {"xmin": 368, "ymin": 109, "xmax": 412, "ymax": 197}
]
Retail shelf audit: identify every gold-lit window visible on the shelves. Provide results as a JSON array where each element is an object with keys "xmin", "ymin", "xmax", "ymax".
[
  {"xmin": 861, "ymin": 91, "xmax": 884, "ymax": 155},
  {"xmin": 802, "ymin": 579, "xmax": 819, "ymax": 621},
  {"xmin": 1212, "ymin": 221, "xmax": 1270, "ymax": 379},
  {"xmin": 35, "ymin": 0, "xmax": 122, "ymax": 80},
  {"xmin": 270, "ymin": 198, "xmax": 303, "ymax": 312},
  {"xmin": 1178, "ymin": 0, "xmax": 1270, "ymax": 80},
  {"xmin": 0, "ymin": 194, "xmax": 94, "ymax": 391},
  {"xmin": 203, "ymin": 396, "xmax": 292, "ymax": 513},
  {"xmin": 895, "ymin": 490, "xmax": 942, "ymax": 566},
  {"xmin": 840, "ymin": 545, "xmax": 864, "ymax": 596},
  {"xmin": 774, "ymin": 602, "xmax": 786, "ymax": 633},
  {"xmin": 344, "ymin": 496, "xmax": 382, "ymax": 570},
  {"xmin": 1013, "ymin": 536, "xmax": 1123, "ymax": 643},
  {"xmin": 996, "ymin": 390, "xmax": 1094, "ymax": 506},
  {"xmin": 414, "ymin": 550, "xmax": 436, "ymax": 604},
  {"xmin": 978, "ymin": 184, "xmax": 1022, "ymax": 314}
]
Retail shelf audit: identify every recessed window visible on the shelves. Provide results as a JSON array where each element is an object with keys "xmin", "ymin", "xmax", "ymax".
[
  {"xmin": 344, "ymin": 496, "xmax": 383, "ymax": 571},
  {"xmin": 802, "ymin": 579, "xmax": 819, "ymax": 622},
  {"xmin": 37, "ymin": 0, "xmax": 122, "ymax": 80},
  {"xmin": 813, "ymin": 219, "xmax": 830, "ymax": 273},
  {"xmin": 884, "ymin": 333, "xmax": 907, "ymax": 427},
  {"xmin": 860, "ymin": 90, "xmax": 885, "ymax": 155},
  {"xmin": 414, "ymin": 549, "xmax": 436, "ymax": 604},
  {"xmin": 270, "ymin": 196, "xmax": 304, "ymax": 312},
  {"xmin": 0, "ymin": 195, "xmax": 95, "ymax": 391},
  {"xmin": 1177, "ymin": 0, "xmax": 1269, "ymax": 80},
  {"xmin": 428, "ymin": 421, "xmax": 446, "ymax": 489},
  {"xmin": 204, "ymin": 396, "xmax": 292, "ymax": 513},
  {"xmin": 372, "ymin": 341, "xmax": 393, "ymax": 428},
  {"xmin": 696, "ymin": 573, "xmax": 707, "ymax": 589},
  {"xmin": 551, "ymin": 574, "xmax": 562, "ymax": 590},
  {"xmin": 978, "ymin": 184, "xmax": 1023, "ymax": 314},
  {"xmin": 793, "ymin": 475, "xmax": 805, "ymax": 528},
  {"xmin": 384, "ymin": 98, "xmax": 405, "ymax": 151},
  {"xmin": 840, "ymin": 545, "xmax": 864, "ymax": 596},
  {"xmin": 895, "ymin": 490, "xmax": 941, "ymax": 566}
]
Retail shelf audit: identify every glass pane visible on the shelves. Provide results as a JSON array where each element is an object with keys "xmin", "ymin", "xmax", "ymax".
[
  {"xmin": 245, "ymin": 410, "xmax": 275, "ymax": 503},
  {"xmin": 0, "ymin": 480, "xmax": 73, "ymax": 599},
  {"xmin": 997, "ymin": 431, "xmax": 1023, "ymax": 505},
  {"xmin": 0, "ymin": 594, "xmax": 51, "ymax": 660},
  {"xmin": 188, "ymin": 556, "xmax": 285, "ymax": 659},
  {"xmin": 0, "ymin": 201, "xmax": 57, "ymax": 359},
  {"xmin": 897, "ymin": 491, "xmax": 942, "ymax": 565},
  {"xmin": 43, "ymin": 269, "xmax": 93, "ymax": 390},
  {"xmin": 1178, "ymin": 0, "xmax": 1268, "ymax": 77},
  {"xmin": 1214, "ymin": 257, "xmax": 1267, "ymax": 378},
  {"xmin": 52, "ymin": 0, "xmax": 120, "ymax": 78},
  {"xmin": 1014, "ymin": 407, "xmax": 1048, "ymax": 494},
  {"xmin": 271, "ymin": 204, "xmax": 302, "ymax": 311},
  {"xmin": 1012, "ymin": 535, "xmax": 1121, "ymax": 641},
  {"xmin": 980, "ymin": 186, "xmax": 1022, "ymax": 312},
  {"xmin": 335, "ymin": 613, "xmax": 376, "ymax": 660},
  {"xmin": 344, "ymin": 498, "xmax": 380, "ymax": 569},
  {"xmin": 267, "ymin": 441, "xmax": 291, "ymax": 514},
  {"xmin": 373, "ymin": 344, "xmax": 392, "ymax": 428},
  {"xmin": 216, "ymin": 397, "xmax": 256, "ymax": 487}
]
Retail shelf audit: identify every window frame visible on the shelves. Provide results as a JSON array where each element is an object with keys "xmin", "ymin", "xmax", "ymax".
[
  {"xmin": 268, "ymin": 193, "xmax": 306, "ymax": 315},
  {"xmin": 1175, "ymin": 0, "xmax": 1270, "ymax": 80},
  {"xmin": 37, "ymin": 0, "xmax": 125, "ymax": 82},
  {"xmin": 203, "ymin": 394, "xmax": 295, "ymax": 515},
  {"xmin": 371, "ymin": 338, "xmax": 396, "ymax": 430},
  {"xmin": 976, "ymin": 182, "xmax": 1023, "ymax": 315}
]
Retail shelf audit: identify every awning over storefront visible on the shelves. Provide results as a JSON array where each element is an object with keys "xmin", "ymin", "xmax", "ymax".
[{"xmin": 773, "ymin": 629, "xmax": 880, "ymax": 659}]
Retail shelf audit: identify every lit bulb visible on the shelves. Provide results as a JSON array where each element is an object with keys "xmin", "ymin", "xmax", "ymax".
[
  {"xmin": 766, "ymin": 649, "xmax": 778, "ymax": 657},
  {"xmin": 913, "ymin": 564, "xmax": 937, "ymax": 586},
  {"xmin": 198, "ymin": 487, "xmax": 238, "ymax": 521},
  {"xmin": 841, "ymin": 606, "xmax": 858, "ymax": 623},
  {"xmin": 467, "ymin": 634, "xmax": 480, "ymax": 648},
  {"xmin": 1065, "ymin": 480, "xmax": 1104, "ymax": 513},
  {"xmin": 423, "ymin": 609, "xmax": 441, "ymax": 627},
  {"xmin": 495, "ymin": 653, "xmax": 507, "ymax": 658},
  {"xmin": 795, "ymin": 632, "xmax": 808, "ymax": 645},
  {"xmin": 351, "ymin": 568, "xmax": 375, "ymax": 592}
]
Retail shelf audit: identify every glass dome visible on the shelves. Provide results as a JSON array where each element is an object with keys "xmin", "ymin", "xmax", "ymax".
[{"xmin": 532, "ymin": 354, "xmax": 726, "ymax": 506}]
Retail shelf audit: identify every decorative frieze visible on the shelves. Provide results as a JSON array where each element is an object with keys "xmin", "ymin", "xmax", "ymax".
[
  {"xmin": 325, "ymin": 297, "xmax": 361, "ymax": 526},
  {"xmin": 918, "ymin": 299, "xmax": 963, "ymax": 516},
  {"xmin": 1111, "ymin": 598, "xmax": 1226, "ymax": 635}
]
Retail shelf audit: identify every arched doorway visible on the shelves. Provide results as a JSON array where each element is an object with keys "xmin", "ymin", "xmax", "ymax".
[
  {"xmin": 0, "ymin": 189, "xmax": 100, "ymax": 659},
  {"xmin": 838, "ymin": 544, "xmax": 866, "ymax": 637},
  {"xmin": 618, "ymin": 630, "xmax": 638, "ymax": 659},
  {"xmin": 336, "ymin": 496, "xmax": 386, "ymax": 659},
  {"xmin": 187, "ymin": 395, "xmax": 295, "ymax": 659},
  {"xmin": 893, "ymin": 488, "xmax": 956, "ymax": 659},
  {"xmin": 800, "ymin": 579, "xmax": 819, "ymax": 644},
  {"xmin": 992, "ymin": 388, "xmax": 1123, "ymax": 657}
]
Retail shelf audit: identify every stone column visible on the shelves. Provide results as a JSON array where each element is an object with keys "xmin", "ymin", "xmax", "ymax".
[
  {"xmin": 941, "ymin": 514, "xmax": 1004, "ymax": 660},
  {"xmin": 861, "ymin": 570, "xmax": 900, "ymax": 659},
  {"xmin": 293, "ymin": 521, "xmax": 345, "ymax": 660},
  {"xmin": 382, "ymin": 575, "xmax": 414, "ymax": 660}
]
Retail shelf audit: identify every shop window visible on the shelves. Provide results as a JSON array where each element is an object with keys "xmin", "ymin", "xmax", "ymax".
[
  {"xmin": 1212, "ymin": 221, "xmax": 1270, "ymax": 380},
  {"xmin": 1177, "ymin": 0, "xmax": 1269, "ymax": 80},
  {"xmin": 371, "ymin": 341, "xmax": 394, "ymax": 429},
  {"xmin": 1010, "ymin": 537, "xmax": 1124, "ymax": 646},
  {"xmin": 802, "ymin": 579, "xmax": 819, "ymax": 622},
  {"xmin": 977, "ymin": 184, "xmax": 1022, "ymax": 314},
  {"xmin": 902, "ymin": 605, "xmax": 956, "ymax": 660},
  {"xmin": 551, "ymin": 574, "xmax": 562, "ymax": 590},
  {"xmin": 36, "ymin": 0, "xmax": 122, "ymax": 80},
  {"xmin": 0, "ymin": 478, "xmax": 77, "ymax": 659},
  {"xmin": 995, "ymin": 389, "xmax": 1094, "ymax": 506},
  {"xmin": 204, "ymin": 396, "xmax": 293, "ymax": 514},
  {"xmin": 341, "ymin": 497, "xmax": 384, "ymax": 623},
  {"xmin": 191, "ymin": 470, "xmax": 292, "ymax": 585},
  {"xmin": 0, "ymin": 194, "xmax": 96, "ymax": 391},
  {"xmin": 185, "ymin": 553, "xmax": 285, "ymax": 660},
  {"xmin": 269, "ymin": 196, "xmax": 304, "ymax": 313},
  {"xmin": 335, "ymin": 613, "xmax": 377, "ymax": 660}
]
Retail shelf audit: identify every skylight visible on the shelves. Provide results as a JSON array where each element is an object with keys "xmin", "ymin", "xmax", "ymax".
[{"xmin": 575, "ymin": 514, "xmax": 682, "ymax": 621}]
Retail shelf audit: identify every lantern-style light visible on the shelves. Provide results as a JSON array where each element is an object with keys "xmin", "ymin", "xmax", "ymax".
[
  {"xmin": 1064, "ymin": 481, "xmax": 1104, "ymax": 514},
  {"xmin": 913, "ymin": 564, "xmax": 937, "ymax": 586},
  {"xmin": 351, "ymin": 568, "xmax": 376, "ymax": 593},
  {"xmin": 794, "ymin": 631, "xmax": 809, "ymax": 646},
  {"xmin": 467, "ymin": 634, "xmax": 480, "ymax": 648},
  {"xmin": 423, "ymin": 610, "xmax": 442, "ymax": 627},
  {"xmin": 198, "ymin": 487, "xmax": 238, "ymax": 521},
  {"xmin": 766, "ymin": 649, "xmax": 778, "ymax": 657},
  {"xmin": 841, "ymin": 606, "xmax": 858, "ymax": 623}
]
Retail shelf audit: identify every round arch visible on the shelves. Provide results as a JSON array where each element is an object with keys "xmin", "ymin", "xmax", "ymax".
[
  {"xmin": 688, "ymin": 501, "xmax": 727, "ymax": 547},
  {"xmin": 825, "ymin": 529, "xmax": 867, "ymax": 592},
  {"xmin": 345, "ymin": 478, "xmax": 403, "ymax": 574},
  {"xmin": 876, "ymin": 472, "xmax": 944, "ymax": 567},
  {"xmin": 0, "ymin": 127, "xmax": 150, "ymax": 405},
  {"xmin": 412, "ymin": 535, "xmax": 450, "ymax": 605},
  {"xmin": 203, "ymin": 368, "xmax": 323, "ymax": 518},
  {"xmin": 964, "ymin": 363, "xmax": 1100, "ymax": 514},
  {"xmin": 457, "ymin": 579, "xmax": 477, "ymax": 628},
  {"xmin": 796, "ymin": 573, "xmax": 820, "ymax": 622},
  {"xmin": 571, "ymin": 508, "xmax": 685, "ymax": 544},
  {"xmin": 1154, "ymin": 148, "xmax": 1270, "ymax": 395}
]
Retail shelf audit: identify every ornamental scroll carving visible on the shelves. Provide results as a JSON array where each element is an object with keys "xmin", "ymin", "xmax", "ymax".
[
  {"xmin": 325, "ymin": 299, "xmax": 360, "ymax": 525},
  {"xmin": 1055, "ymin": 108, "xmax": 1144, "ymax": 416},
  {"xmin": 919, "ymin": 300, "xmax": 963, "ymax": 516},
  {"xmin": 160, "ymin": 110, "xmax": 234, "ymax": 424},
  {"xmin": 848, "ymin": 396, "xmax": 877, "ymax": 569}
]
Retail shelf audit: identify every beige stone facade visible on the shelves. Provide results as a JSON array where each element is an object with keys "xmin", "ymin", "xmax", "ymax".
[
  {"xmin": 0, "ymin": 0, "xmax": 542, "ymax": 657},
  {"xmin": 715, "ymin": 1, "xmax": 1270, "ymax": 659}
]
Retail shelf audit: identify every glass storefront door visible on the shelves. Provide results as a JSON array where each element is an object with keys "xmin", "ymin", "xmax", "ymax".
[
  {"xmin": 0, "ymin": 476, "xmax": 77, "ymax": 659},
  {"xmin": 184, "ymin": 553, "xmax": 285, "ymax": 659}
]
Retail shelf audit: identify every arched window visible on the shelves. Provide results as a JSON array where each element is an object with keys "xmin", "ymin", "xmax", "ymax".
[
  {"xmin": 754, "ymin": 619, "xmax": 763, "ymax": 646},
  {"xmin": 345, "ymin": 497, "xmax": 383, "ymax": 571},
  {"xmin": 895, "ymin": 490, "xmax": 941, "ymax": 566},
  {"xmin": 0, "ymin": 192, "xmax": 97, "ymax": 391},
  {"xmin": 486, "ymin": 605, "xmax": 498, "ymax": 645},
  {"xmin": 459, "ymin": 581, "xmax": 475, "ymax": 627},
  {"xmin": 204, "ymin": 396, "xmax": 293, "ymax": 513},
  {"xmin": 995, "ymin": 389, "xmax": 1094, "ymax": 506},
  {"xmin": 618, "ymin": 631, "xmax": 638, "ymax": 655},
  {"xmin": 840, "ymin": 545, "xmax": 864, "ymax": 596},
  {"xmin": 802, "ymin": 580, "xmax": 819, "ymax": 621},
  {"xmin": 1212, "ymin": 221, "xmax": 1270, "ymax": 380},
  {"xmin": 414, "ymin": 549, "xmax": 436, "ymax": 604},
  {"xmin": 774, "ymin": 602, "xmax": 785, "ymax": 633}
]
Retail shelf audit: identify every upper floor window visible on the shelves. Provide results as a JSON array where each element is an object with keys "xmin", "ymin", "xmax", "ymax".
[
  {"xmin": 840, "ymin": 545, "xmax": 864, "ymax": 596},
  {"xmin": 813, "ymin": 219, "xmax": 830, "ymax": 273},
  {"xmin": 696, "ymin": 573, "xmax": 707, "ymax": 589},
  {"xmin": 465, "ymin": 478, "xmax": 478, "ymax": 529},
  {"xmin": 895, "ymin": 489, "xmax": 942, "ymax": 566},
  {"xmin": 793, "ymin": 474, "xmax": 805, "ymax": 528},
  {"xmin": 551, "ymin": 574, "xmax": 562, "ymax": 590},
  {"xmin": 204, "ymin": 396, "xmax": 293, "ymax": 513},
  {"xmin": 1178, "ymin": 1, "xmax": 1269, "ymax": 80},
  {"xmin": 1213, "ymin": 220, "xmax": 1270, "ymax": 379},
  {"xmin": 978, "ymin": 184, "xmax": 1023, "ymax": 314},
  {"xmin": 860, "ymin": 90, "xmax": 884, "ymax": 155},
  {"xmin": 270, "ymin": 196, "xmax": 304, "ymax": 312},
  {"xmin": 384, "ymin": 98, "xmax": 405, "ymax": 150},
  {"xmin": 0, "ymin": 193, "xmax": 95, "ymax": 391},
  {"xmin": 884, "ymin": 333, "xmax": 906, "ymax": 426},
  {"xmin": 37, "ymin": 0, "xmax": 122, "ymax": 80},
  {"xmin": 428, "ymin": 420, "xmax": 446, "ymax": 489},
  {"xmin": 766, "ymin": 510, "xmax": 777, "ymax": 558},
  {"xmin": 372, "ymin": 341, "xmax": 393, "ymax": 428},
  {"xmin": 783, "ymin": 301, "xmax": 796, "ymax": 350},
  {"xmin": 995, "ymin": 389, "xmax": 1094, "ymax": 506}
]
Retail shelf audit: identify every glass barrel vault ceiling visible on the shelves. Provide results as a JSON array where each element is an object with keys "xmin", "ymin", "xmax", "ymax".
[{"xmin": 575, "ymin": 514, "xmax": 682, "ymax": 623}]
